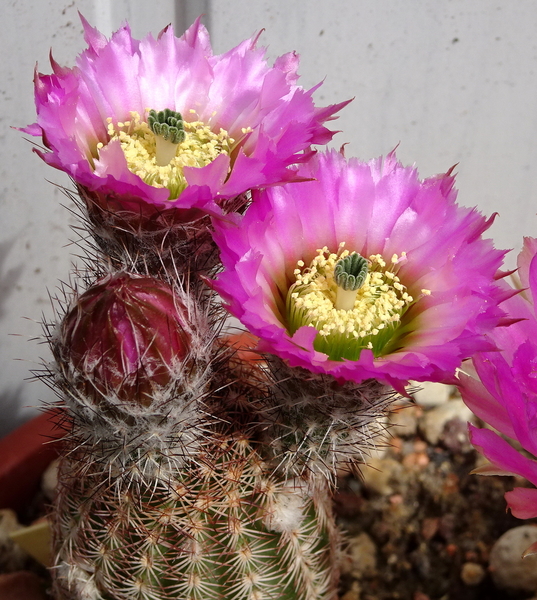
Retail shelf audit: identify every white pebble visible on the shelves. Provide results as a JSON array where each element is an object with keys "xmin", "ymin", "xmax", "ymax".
[
  {"xmin": 419, "ymin": 398, "xmax": 474, "ymax": 446},
  {"xmin": 341, "ymin": 532, "xmax": 377, "ymax": 578},
  {"xmin": 42, "ymin": 458, "xmax": 59, "ymax": 501},
  {"xmin": 489, "ymin": 525, "xmax": 537, "ymax": 592},
  {"xmin": 411, "ymin": 381, "xmax": 452, "ymax": 408}
]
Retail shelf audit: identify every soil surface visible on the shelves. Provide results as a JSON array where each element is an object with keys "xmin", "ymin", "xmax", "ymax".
[{"xmin": 335, "ymin": 387, "xmax": 537, "ymax": 600}]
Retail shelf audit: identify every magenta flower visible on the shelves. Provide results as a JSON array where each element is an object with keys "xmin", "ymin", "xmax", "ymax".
[
  {"xmin": 23, "ymin": 15, "xmax": 348, "ymax": 223},
  {"xmin": 212, "ymin": 150, "xmax": 507, "ymax": 391},
  {"xmin": 459, "ymin": 237, "xmax": 537, "ymax": 531}
]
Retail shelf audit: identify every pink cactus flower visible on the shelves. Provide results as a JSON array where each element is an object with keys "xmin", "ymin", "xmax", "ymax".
[
  {"xmin": 212, "ymin": 149, "xmax": 508, "ymax": 392},
  {"xmin": 459, "ymin": 237, "xmax": 537, "ymax": 536},
  {"xmin": 23, "ymin": 15, "xmax": 349, "ymax": 223}
]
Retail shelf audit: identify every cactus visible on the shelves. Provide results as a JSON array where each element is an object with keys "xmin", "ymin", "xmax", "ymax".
[
  {"xmin": 23, "ymin": 21, "xmax": 356, "ymax": 598},
  {"xmin": 52, "ymin": 431, "xmax": 338, "ymax": 600},
  {"xmin": 21, "ymin": 14, "xmax": 508, "ymax": 600},
  {"xmin": 46, "ymin": 267, "xmax": 345, "ymax": 600}
]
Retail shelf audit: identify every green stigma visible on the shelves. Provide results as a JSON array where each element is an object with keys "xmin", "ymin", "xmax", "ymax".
[
  {"xmin": 334, "ymin": 252, "xmax": 368, "ymax": 291},
  {"xmin": 148, "ymin": 109, "xmax": 186, "ymax": 166},
  {"xmin": 334, "ymin": 252, "xmax": 368, "ymax": 311},
  {"xmin": 148, "ymin": 109, "xmax": 186, "ymax": 144}
]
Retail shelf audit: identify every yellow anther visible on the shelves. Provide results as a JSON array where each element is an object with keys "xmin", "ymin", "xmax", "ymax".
[
  {"xmin": 100, "ymin": 111, "xmax": 232, "ymax": 199},
  {"xmin": 286, "ymin": 245, "xmax": 414, "ymax": 360}
]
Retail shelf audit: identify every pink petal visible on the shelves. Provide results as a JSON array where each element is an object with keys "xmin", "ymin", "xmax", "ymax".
[
  {"xmin": 505, "ymin": 487, "xmax": 537, "ymax": 519},
  {"xmin": 517, "ymin": 237, "xmax": 537, "ymax": 290},
  {"xmin": 459, "ymin": 371, "xmax": 517, "ymax": 439},
  {"xmin": 469, "ymin": 425, "xmax": 537, "ymax": 488}
]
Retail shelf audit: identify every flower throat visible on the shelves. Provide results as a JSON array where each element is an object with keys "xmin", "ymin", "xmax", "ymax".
[
  {"xmin": 99, "ymin": 109, "xmax": 234, "ymax": 199},
  {"xmin": 286, "ymin": 245, "xmax": 416, "ymax": 361}
]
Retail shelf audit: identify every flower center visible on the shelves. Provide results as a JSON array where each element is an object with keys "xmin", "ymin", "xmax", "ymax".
[
  {"xmin": 285, "ymin": 245, "xmax": 419, "ymax": 360},
  {"xmin": 98, "ymin": 109, "xmax": 234, "ymax": 199}
]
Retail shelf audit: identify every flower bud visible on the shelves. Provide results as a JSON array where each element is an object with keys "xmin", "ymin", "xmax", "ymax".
[{"xmin": 60, "ymin": 272, "xmax": 191, "ymax": 407}]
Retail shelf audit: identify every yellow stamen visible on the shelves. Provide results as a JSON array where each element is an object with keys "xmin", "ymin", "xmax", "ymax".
[
  {"xmin": 286, "ymin": 246, "xmax": 416, "ymax": 360},
  {"xmin": 101, "ymin": 111, "xmax": 234, "ymax": 200}
]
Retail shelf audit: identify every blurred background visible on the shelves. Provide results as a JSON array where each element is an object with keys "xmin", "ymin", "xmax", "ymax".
[{"xmin": 2, "ymin": 0, "xmax": 537, "ymax": 435}]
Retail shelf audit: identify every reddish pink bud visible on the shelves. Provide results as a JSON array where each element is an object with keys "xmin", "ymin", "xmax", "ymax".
[{"xmin": 60, "ymin": 272, "xmax": 191, "ymax": 406}]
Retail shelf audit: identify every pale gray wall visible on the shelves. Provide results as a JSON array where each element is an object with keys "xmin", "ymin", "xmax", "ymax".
[
  {"xmin": 210, "ymin": 1, "xmax": 537, "ymax": 254},
  {"xmin": 2, "ymin": 0, "xmax": 537, "ymax": 434},
  {"xmin": 1, "ymin": 0, "xmax": 180, "ymax": 435}
]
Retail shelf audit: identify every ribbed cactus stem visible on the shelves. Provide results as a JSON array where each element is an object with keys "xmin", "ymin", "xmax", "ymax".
[{"xmin": 52, "ymin": 432, "xmax": 339, "ymax": 600}]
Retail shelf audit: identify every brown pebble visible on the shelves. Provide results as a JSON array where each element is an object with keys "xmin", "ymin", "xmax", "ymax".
[
  {"xmin": 341, "ymin": 532, "xmax": 377, "ymax": 579},
  {"xmin": 389, "ymin": 403, "xmax": 420, "ymax": 437},
  {"xmin": 416, "ymin": 452, "xmax": 429, "ymax": 466},
  {"xmin": 421, "ymin": 517, "xmax": 440, "ymax": 541},
  {"xmin": 442, "ymin": 472, "xmax": 459, "ymax": 495},
  {"xmin": 340, "ymin": 581, "xmax": 361, "ymax": 600},
  {"xmin": 390, "ymin": 494, "xmax": 403, "ymax": 505},
  {"xmin": 0, "ymin": 571, "xmax": 48, "ymax": 600},
  {"xmin": 402, "ymin": 452, "xmax": 429, "ymax": 470},
  {"xmin": 390, "ymin": 436, "xmax": 403, "ymax": 455},
  {"xmin": 413, "ymin": 439, "xmax": 428, "ymax": 453},
  {"xmin": 461, "ymin": 561, "xmax": 486, "ymax": 586}
]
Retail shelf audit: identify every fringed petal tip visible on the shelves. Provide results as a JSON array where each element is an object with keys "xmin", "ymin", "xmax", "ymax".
[
  {"xmin": 470, "ymin": 463, "xmax": 518, "ymax": 477},
  {"xmin": 522, "ymin": 540, "xmax": 537, "ymax": 558}
]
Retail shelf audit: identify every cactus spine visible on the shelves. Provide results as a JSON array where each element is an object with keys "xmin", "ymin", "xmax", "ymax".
[{"xmin": 53, "ymin": 433, "xmax": 338, "ymax": 600}]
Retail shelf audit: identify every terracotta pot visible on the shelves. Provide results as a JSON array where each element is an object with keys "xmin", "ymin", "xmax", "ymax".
[{"xmin": 0, "ymin": 411, "xmax": 62, "ymax": 514}]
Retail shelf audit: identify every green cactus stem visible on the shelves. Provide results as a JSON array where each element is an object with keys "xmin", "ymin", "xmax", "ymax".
[{"xmin": 52, "ymin": 432, "xmax": 339, "ymax": 600}]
